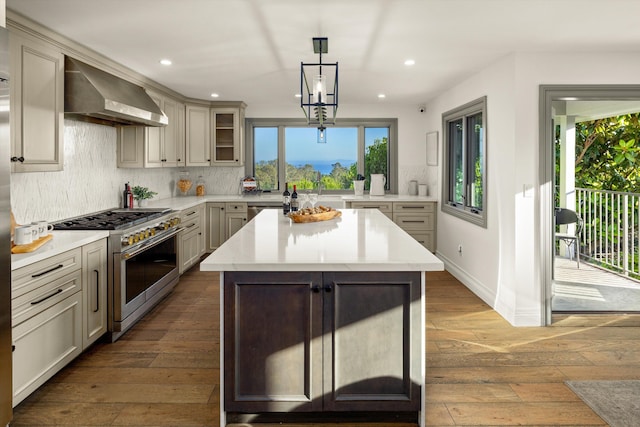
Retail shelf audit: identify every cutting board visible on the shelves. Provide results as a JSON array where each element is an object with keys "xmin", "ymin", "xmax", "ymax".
[{"xmin": 11, "ymin": 235, "xmax": 53, "ymax": 254}]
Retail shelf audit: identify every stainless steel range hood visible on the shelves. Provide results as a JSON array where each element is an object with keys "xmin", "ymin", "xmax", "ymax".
[{"xmin": 64, "ymin": 57, "xmax": 168, "ymax": 127}]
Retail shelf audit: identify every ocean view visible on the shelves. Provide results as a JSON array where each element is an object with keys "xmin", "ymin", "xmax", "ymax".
[{"xmin": 290, "ymin": 159, "xmax": 356, "ymax": 175}]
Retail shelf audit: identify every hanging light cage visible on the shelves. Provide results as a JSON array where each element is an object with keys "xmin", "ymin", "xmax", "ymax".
[{"xmin": 300, "ymin": 37, "xmax": 338, "ymax": 127}]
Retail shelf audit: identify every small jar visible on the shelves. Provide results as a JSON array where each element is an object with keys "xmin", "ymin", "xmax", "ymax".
[
  {"xmin": 177, "ymin": 171, "xmax": 192, "ymax": 196},
  {"xmin": 196, "ymin": 176, "xmax": 206, "ymax": 196}
]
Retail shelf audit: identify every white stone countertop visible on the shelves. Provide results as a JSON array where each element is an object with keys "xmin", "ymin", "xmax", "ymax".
[
  {"xmin": 200, "ymin": 209, "xmax": 444, "ymax": 272},
  {"xmin": 11, "ymin": 230, "xmax": 110, "ymax": 270}
]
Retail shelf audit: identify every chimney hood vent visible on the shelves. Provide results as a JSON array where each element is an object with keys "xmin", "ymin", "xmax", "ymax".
[{"xmin": 64, "ymin": 57, "xmax": 168, "ymax": 127}]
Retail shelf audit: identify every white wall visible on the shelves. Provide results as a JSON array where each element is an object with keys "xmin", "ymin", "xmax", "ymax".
[{"xmin": 427, "ymin": 51, "xmax": 640, "ymax": 326}]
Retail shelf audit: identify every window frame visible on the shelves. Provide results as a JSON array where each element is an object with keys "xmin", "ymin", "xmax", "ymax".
[
  {"xmin": 441, "ymin": 96, "xmax": 487, "ymax": 227},
  {"xmin": 245, "ymin": 118, "xmax": 398, "ymax": 194}
]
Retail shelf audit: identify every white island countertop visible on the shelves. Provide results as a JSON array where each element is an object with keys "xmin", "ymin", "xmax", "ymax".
[{"xmin": 200, "ymin": 208, "xmax": 443, "ymax": 272}]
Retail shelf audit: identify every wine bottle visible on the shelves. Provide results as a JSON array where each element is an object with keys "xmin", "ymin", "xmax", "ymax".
[
  {"xmin": 123, "ymin": 183, "xmax": 129, "ymax": 209},
  {"xmin": 127, "ymin": 184, "xmax": 134, "ymax": 209},
  {"xmin": 282, "ymin": 182, "xmax": 291, "ymax": 215},
  {"xmin": 291, "ymin": 185, "xmax": 299, "ymax": 212}
]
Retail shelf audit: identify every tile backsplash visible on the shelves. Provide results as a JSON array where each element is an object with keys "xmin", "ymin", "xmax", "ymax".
[{"xmin": 10, "ymin": 120, "xmax": 244, "ymax": 224}]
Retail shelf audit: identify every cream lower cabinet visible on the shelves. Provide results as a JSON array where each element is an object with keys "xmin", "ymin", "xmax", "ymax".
[
  {"xmin": 11, "ymin": 248, "xmax": 84, "ymax": 407},
  {"xmin": 392, "ymin": 202, "xmax": 436, "ymax": 252},
  {"xmin": 178, "ymin": 204, "xmax": 206, "ymax": 274},
  {"xmin": 347, "ymin": 201, "xmax": 437, "ymax": 252},
  {"xmin": 225, "ymin": 203, "xmax": 247, "ymax": 239},
  {"xmin": 206, "ymin": 202, "xmax": 226, "ymax": 252},
  {"xmin": 82, "ymin": 239, "xmax": 107, "ymax": 349}
]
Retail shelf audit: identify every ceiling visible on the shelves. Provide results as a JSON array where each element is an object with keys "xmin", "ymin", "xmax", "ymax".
[{"xmin": 7, "ymin": 0, "xmax": 640, "ymax": 108}]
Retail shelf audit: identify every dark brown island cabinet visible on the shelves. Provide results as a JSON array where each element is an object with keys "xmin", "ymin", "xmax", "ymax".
[{"xmin": 201, "ymin": 209, "xmax": 444, "ymax": 426}]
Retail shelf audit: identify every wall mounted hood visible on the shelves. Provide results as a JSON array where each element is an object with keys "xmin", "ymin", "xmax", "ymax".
[{"xmin": 64, "ymin": 57, "xmax": 168, "ymax": 127}]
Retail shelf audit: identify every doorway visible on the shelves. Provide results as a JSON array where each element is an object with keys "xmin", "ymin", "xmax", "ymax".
[{"xmin": 540, "ymin": 85, "xmax": 640, "ymax": 323}]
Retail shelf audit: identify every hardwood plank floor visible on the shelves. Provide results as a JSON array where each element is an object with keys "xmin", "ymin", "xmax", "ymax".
[{"xmin": 11, "ymin": 264, "xmax": 640, "ymax": 426}]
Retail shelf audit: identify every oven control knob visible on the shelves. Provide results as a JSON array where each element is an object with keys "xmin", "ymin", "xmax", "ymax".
[
  {"xmin": 150, "ymin": 227, "xmax": 156, "ymax": 236},
  {"xmin": 138, "ymin": 231, "xmax": 146, "ymax": 241},
  {"xmin": 144, "ymin": 228, "xmax": 150, "ymax": 238},
  {"xmin": 127, "ymin": 235, "xmax": 134, "ymax": 246},
  {"xmin": 122, "ymin": 236, "xmax": 129, "ymax": 246}
]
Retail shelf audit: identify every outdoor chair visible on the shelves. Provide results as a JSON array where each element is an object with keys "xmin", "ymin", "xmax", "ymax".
[{"xmin": 555, "ymin": 207, "xmax": 583, "ymax": 268}]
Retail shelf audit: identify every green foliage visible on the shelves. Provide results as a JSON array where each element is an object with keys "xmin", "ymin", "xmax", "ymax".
[
  {"xmin": 131, "ymin": 186, "xmax": 157, "ymax": 200},
  {"xmin": 574, "ymin": 113, "xmax": 640, "ymax": 192},
  {"xmin": 254, "ymin": 137, "xmax": 388, "ymax": 191}
]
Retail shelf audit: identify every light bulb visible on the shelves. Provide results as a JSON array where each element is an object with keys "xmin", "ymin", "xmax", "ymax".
[{"xmin": 317, "ymin": 127, "xmax": 327, "ymax": 144}]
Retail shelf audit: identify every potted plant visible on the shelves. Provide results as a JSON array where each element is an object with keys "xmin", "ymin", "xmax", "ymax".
[{"xmin": 131, "ymin": 185, "xmax": 157, "ymax": 207}]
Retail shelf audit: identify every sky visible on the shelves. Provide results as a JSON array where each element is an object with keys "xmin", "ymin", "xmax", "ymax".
[{"xmin": 254, "ymin": 126, "xmax": 388, "ymax": 163}]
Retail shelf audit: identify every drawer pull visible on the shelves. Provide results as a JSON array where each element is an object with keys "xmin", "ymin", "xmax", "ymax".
[
  {"xmin": 185, "ymin": 223, "xmax": 197, "ymax": 229},
  {"xmin": 186, "ymin": 211, "xmax": 197, "ymax": 217},
  {"xmin": 30, "ymin": 289, "xmax": 63, "ymax": 305},
  {"xmin": 402, "ymin": 220, "xmax": 426, "ymax": 223},
  {"xmin": 399, "ymin": 205, "xmax": 425, "ymax": 209},
  {"xmin": 94, "ymin": 270, "xmax": 100, "ymax": 313},
  {"xmin": 31, "ymin": 264, "xmax": 63, "ymax": 278}
]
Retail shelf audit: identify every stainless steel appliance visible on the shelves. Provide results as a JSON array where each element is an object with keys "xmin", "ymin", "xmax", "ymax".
[
  {"xmin": 247, "ymin": 201, "xmax": 280, "ymax": 222},
  {"xmin": 0, "ymin": 26, "xmax": 12, "ymax": 426},
  {"xmin": 54, "ymin": 208, "xmax": 182, "ymax": 341}
]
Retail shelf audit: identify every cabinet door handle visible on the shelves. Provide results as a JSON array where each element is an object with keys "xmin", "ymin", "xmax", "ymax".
[
  {"xmin": 10, "ymin": 156, "xmax": 25, "ymax": 162},
  {"xmin": 32, "ymin": 264, "xmax": 63, "ymax": 278},
  {"xmin": 30, "ymin": 288, "xmax": 62, "ymax": 305},
  {"xmin": 324, "ymin": 284, "xmax": 333, "ymax": 292},
  {"xmin": 94, "ymin": 269, "xmax": 100, "ymax": 313},
  {"xmin": 311, "ymin": 285, "xmax": 321, "ymax": 293}
]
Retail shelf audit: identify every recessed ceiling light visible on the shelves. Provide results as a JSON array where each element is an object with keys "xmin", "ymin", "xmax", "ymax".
[
  {"xmin": 378, "ymin": 94, "xmax": 386, "ymax": 99},
  {"xmin": 159, "ymin": 59, "xmax": 172, "ymax": 66},
  {"xmin": 404, "ymin": 59, "xmax": 415, "ymax": 66},
  {"xmin": 211, "ymin": 93, "xmax": 220, "ymax": 98}
]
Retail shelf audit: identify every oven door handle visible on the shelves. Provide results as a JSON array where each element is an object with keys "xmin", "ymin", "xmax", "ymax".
[{"xmin": 121, "ymin": 227, "xmax": 183, "ymax": 260}]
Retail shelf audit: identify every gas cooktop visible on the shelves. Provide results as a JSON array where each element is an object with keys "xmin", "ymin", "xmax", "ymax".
[{"xmin": 53, "ymin": 208, "xmax": 171, "ymax": 230}]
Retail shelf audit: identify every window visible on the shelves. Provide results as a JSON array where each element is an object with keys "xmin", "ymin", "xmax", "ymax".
[
  {"xmin": 246, "ymin": 119, "xmax": 397, "ymax": 193},
  {"xmin": 442, "ymin": 96, "xmax": 487, "ymax": 227}
]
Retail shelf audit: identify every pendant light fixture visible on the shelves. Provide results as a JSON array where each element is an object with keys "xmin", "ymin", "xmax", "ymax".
[{"xmin": 300, "ymin": 37, "xmax": 338, "ymax": 143}]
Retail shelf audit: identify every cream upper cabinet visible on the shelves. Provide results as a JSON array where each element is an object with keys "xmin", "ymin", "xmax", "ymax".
[
  {"xmin": 117, "ymin": 93, "xmax": 185, "ymax": 168},
  {"xmin": 186, "ymin": 102, "xmax": 246, "ymax": 167},
  {"xmin": 9, "ymin": 30, "xmax": 64, "ymax": 172},
  {"xmin": 144, "ymin": 92, "xmax": 185, "ymax": 168},
  {"xmin": 117, "ymin": 127, "xmax": 145, "ymax": 168},
  {"xmin": 185, "ymin": 104, "xmax": 211, "ymax": 167},
  {"xmin": 211, "ymin": 105, "xmax": 244, "ymax": 166}
]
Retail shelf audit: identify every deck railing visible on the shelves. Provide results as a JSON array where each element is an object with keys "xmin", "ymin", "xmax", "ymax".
[{"xmin": 575, "ymin": 187, "xmax": 640, "ymax": 279}]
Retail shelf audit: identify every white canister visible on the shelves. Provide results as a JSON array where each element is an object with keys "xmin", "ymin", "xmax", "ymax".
[
  {"xmin": 408, "ymin": 180, "xmax": 418, "ymax": 195},
  {"xmin": 418, "ymin": 184, "xmax": 428, "ymax": 196},
  {"xmin": 353, "ymin": 180, "xmax": 365, "ymax": 196},
  {"xmin": 14, "ymin": 225, "xmax": 37, "ymax": 245}
]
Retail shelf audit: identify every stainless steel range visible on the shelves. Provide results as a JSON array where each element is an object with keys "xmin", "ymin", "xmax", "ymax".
[{"xmin": 54, "ymin": 208, "xmax": 182, "ymax": 341}]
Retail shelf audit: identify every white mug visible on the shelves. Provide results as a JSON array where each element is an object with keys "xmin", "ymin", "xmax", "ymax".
[
  {"xmin": 418, "ymin": 184, "xmax": 428, "ymax": 196},
  {"xmin": 14, "ymin": 225, "xmax": 37, "ymax": 245},
  {"xmin": 31, "ymin": 220, "xmax": 54, "ymax": 239}
]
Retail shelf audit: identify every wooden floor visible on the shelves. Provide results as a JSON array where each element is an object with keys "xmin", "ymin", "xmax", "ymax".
[{"xmin": 10, "ymin": 263, "xmax": 640, "ymax": 426}]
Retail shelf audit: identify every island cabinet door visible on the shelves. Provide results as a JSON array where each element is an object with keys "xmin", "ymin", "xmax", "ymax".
[
  {"xmin": 322, "ymin": 271, "xmax": 422, "ymax": 412},
  {"xmin": 224, "ymin": 271, "xmax": 323, "ymax": 412}
]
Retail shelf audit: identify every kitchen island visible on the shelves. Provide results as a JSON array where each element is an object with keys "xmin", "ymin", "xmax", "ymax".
[{"xmin": 200, "ymin": 208, "xmax": 443, "ymax": 427}]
